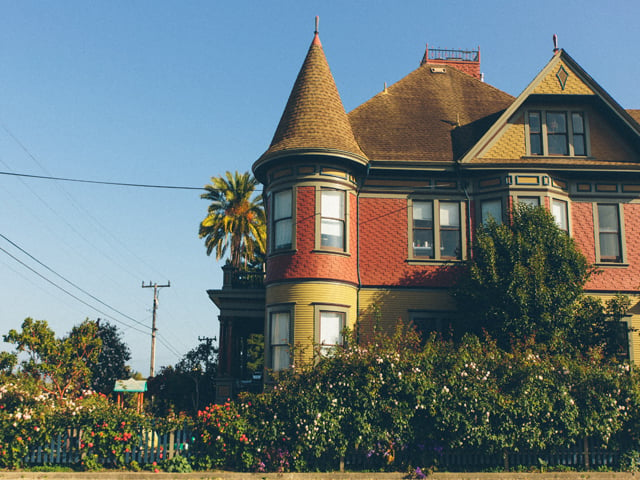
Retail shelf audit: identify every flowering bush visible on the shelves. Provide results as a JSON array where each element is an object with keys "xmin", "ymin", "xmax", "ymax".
[
  {"xmin": 190, "ymin": 400, "xmax": 255, "ymax": 471},
  {"xmin": 73, "ymin": 393, "xmax": 147, "ymax": 469}
]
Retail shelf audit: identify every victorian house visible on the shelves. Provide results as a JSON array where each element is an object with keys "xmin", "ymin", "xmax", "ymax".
[{"xmin": 209, "ymin": 26, "xmax": 640, "ymax": 397}]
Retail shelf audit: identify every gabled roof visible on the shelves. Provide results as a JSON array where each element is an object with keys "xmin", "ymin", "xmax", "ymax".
[
  {"xmin": 348, "ymin": 62, "xmax": 514, "ymax": 165},
  {"xmin": 254, "ymin": 30, "xmax": 367, "ymax": 178},
  {"xmin": 461, "ymin": 49, "xmax": 640, "ymax": 166}
]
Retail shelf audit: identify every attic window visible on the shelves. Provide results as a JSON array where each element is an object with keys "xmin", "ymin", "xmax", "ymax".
[
  {"xmin": 430, "ymin": 67, "xmax": 446, "ymax": 74},
  {"xmin": 527, "ymin": 110, "xmax": 588, "ymax": 156}
]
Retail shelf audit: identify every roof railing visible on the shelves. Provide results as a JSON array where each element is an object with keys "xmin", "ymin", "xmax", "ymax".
[{"xmin": 426, "ymin": 46, "xmax": 479, "ymax": 63}]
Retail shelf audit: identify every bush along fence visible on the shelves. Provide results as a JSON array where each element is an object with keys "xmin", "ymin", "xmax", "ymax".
[
  {"xmin": 23, "ymin": 427, "xmax": 192, "ymax": 469},
  {"xmin": 5, "ymin": 328, "xmax": 640, "ymax": 472}
]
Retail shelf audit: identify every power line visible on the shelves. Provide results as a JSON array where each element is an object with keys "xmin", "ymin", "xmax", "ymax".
[
  {"xmin": 0, "ymin": 170, "xmax": 205, "ymax": 190},
  {"xmin": 0, "ymin": 236, "xmax": 150, "ymax": 335}
]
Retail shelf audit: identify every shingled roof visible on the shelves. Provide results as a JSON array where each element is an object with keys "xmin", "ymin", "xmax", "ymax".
[
  {"xmin": 258, "ymin": 31, "xmax": 367, "ymax": 165},
  {"xmin": 348, "ymin": 63, "xmax": 514, "ymax": 164}
]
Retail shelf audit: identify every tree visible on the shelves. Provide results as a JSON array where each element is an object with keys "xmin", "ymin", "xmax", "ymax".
[
  {"xmin": 90, "ymin": 320, "xmax": 132, "ymax": 395},
  {"xmin": 453, "ymin": 203, "xmax": 595, "ymax": 349},
  {"xmin": 199, "ymin": 171, "xmax": 266, "ymax": 268},
  {"xmin": 148, "ymin": 336, "xmax": 218, "ymax": 416},
  {"xmin": 3, "ymin": 318, "xmax": 101, "ymax": 401}
]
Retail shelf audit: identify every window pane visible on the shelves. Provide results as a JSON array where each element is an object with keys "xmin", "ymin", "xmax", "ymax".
[
  {"xmin": 272, "ymin": 346, "xmax": 290, "ymax": 372},
  {"xmin": 551, "ymin": 199, "xmax": 568, "ymax": 231},
  {"xmin": 518, "ymin": 197, "xmax": 539, "ymax": 207},
  {"xmin": 413, "ymin": 201, "xmax": 433, "ymax": 227},
  {"xmin": 321, "ymin": 218, "xmax": 344, "ymax": 248},
  {"xmin": 274, "ymin": 190, "xmax": 292, "ymax": 220},
  {"xmin": 271, "ymin": 312, "xmax": 290, "ymax": 371},
  {"xmin": 413, "ymin": 229, "xmax": 434, "ymax": 257},
  {"xmin": 573, "ymin": 134, "xmax": 586, "ymax": 156},
  {"xmin": 598, "ymin": 205, "xmax": 619, "ymax": 232},
  {"xmin": 547, "ymin": 112, "xmax": 567, "ymax": 133},
  {"xmin": 440, "ymin": 202, "xmax": 460, "ymax": 227},
  {"xmin": 274, "ymin": 218, "xmax": 292, "ymax": 249},
  {"xmin": 271, "ymin": 312, "xmax": 289, "ymax": 344},
  {"xmin": 548, "ymin": 135, "xmax": 568, "ymax": 155},
  {"xmin": 321, "ymin": 190, "xmax": 344, "ymax": 219},
  {"xmin": 320, "ymin": 311, "xmax": 342, "ymax": 347},
  {"xmin": 600, "ymin": 233, "xmax": 621, "ymax": 260},
  {"xmin": 440, "ymin": 229, "xmax": 460, "ymax": 258},
  {"xmin": 530, "ymin": 135, "xmax": 543, "ymax": 155},
  {"xmin": 481, "ymin": 199, "xmax": 502, "ymax": 224},
  {"xmin": 572, "ymin": 112, "xmax": 584, "ymax": 134},
  {"xmin": 529, "ymin": 112, "xmax": 543, "ymax": 155},
  {"xmin": 529, "ymin": 112, "xmax": 541, "ymax": 133},
  {"xmin": 547, "ymin": 112, "xmax": 568, "ymax": 155}
]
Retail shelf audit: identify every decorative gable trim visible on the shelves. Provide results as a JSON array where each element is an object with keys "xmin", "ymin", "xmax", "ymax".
[{"xmin": 460, "ymin": 50, "xmax": 640, "ymax": 164}]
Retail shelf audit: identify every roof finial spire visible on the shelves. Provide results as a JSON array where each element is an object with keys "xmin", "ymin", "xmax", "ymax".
[
  {"xmin": 312, "ymin": 16, "xmax": 321, "ymax": 46},
  {"xmin": 553, "ymin": 34, "xmax": 559, "ymax": 54}
]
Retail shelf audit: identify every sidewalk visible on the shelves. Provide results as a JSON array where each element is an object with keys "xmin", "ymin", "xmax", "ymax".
[{"xmin": 0, "ymin": 472, "xmax": 637, "ymax": 480}]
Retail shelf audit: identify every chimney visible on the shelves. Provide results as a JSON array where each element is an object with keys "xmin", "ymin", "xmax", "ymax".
[{"xmin": 421, "ymin": 44, "xmax": 482, "ymax": 80}]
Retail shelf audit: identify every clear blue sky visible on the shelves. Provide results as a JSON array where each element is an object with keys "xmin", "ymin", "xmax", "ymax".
[{"xmin": 1, "ymin": 1, "xmax": 638, "ymax": 375}]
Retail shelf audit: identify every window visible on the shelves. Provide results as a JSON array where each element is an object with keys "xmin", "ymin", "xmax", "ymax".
[
  {"xmin": 269, "ymin": 311, "xmax": 290, "ymax": 371},
  {"xmin": 527, "ymin": 110, "xmax": 587, "ymax": 156},
  {"xmin": 272, "ymin": 189, "xmax": 292, "ymax": 251},
  {"xmin": 517, "ymin": 196, "xmax": 540, "ymax": 207},
  {"xmin": 595, "ymin": 204, "xmax": 624, "ymax": 263},
  {"xmin": 409, "ymin": 311, "xmax": 452, "ymax": 338},
  {"xmin": 480, "ymin": 199, "xmax": 502, "ymax": 224},
  {"xmin": 551, "ymin": 199, "xmax": 568, "ymax": 232},
  {"xmin": 320, "ymin": 189, "xmax": 345, "ymax": 250},
  {"xmin": 411, "ymin": 200, "xmax": 463, "ymax": 260},
  {"xmin": 318, "ymin": 310, "xmax": 344, "ymax": 356}
]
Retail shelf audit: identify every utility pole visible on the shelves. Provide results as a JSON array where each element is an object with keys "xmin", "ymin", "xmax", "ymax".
[{"xmin": 142, "ymin": 281, "xmax": 170, "ymax": 377}]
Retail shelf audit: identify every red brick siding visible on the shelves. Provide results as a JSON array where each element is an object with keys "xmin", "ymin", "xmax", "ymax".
[
  {"xmin": 570, "ymin": 202, "xmax": 640, "ymax": 292},
  {"xmin": 358, "ymin": 197, "xmax": 460, "ymax": 287},
  {"xmin": 265, "ymin": 186, "xmax": 358, "ymax": 284}
]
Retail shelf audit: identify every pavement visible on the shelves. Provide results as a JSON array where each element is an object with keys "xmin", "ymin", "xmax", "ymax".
[{"xmin": 0, "ymin": 471, "xmax": 638, "ymax": 480}]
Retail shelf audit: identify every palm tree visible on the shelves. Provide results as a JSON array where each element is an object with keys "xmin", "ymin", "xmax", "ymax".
[{"xmin": 199, "ymin": 171, "xmax": 266, "ymax": 269}]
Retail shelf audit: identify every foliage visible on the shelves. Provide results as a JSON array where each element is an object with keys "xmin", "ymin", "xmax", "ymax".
[
  {"xmin": 148, "ymin": 336, "xmax": 218, "ymax": 416},
  {"xmin": 199, "ymin": 171, "xmax": 266, "ymax": 268},
  {"xmin": 160, "ymin": 454, "xmax": 192, "ymax": 472},
  {"xmin": 190, "ymin": 400, "xmax": 255, "ymax": 471},
  {"xmin": 90, "ymin": 320, "xmax": 132, "ymax": 395},
  {"xmin": 4, "ymin": 318, "xmax": 101, "ymax": 401},
  {"xmin": 453, "ymin": 204, "xmax": 626, "ymax": 352},
  {"xmin": 73, "ymin": 392, "xmax": 147, "ymax": 469}
]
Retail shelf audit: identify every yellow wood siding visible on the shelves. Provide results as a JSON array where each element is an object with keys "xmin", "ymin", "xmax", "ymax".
[
  {"xmin": 532, "ymin": 61, "xmax": 594, "ymax": 95},
  {"xmin": 357, "ymin": 288, "xmax": 456, "ymax": 334},
  {"xmin": 481, "ymin": 113, "xmax": 526, "ymax": 159},
  {"xmin": 266, "ymin": 282, "xmax": 357, "ymax": 364}
]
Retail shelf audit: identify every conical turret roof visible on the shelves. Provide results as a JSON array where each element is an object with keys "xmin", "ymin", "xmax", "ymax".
[{"xmin": 256, "ymin": 29, "xmax": 367, "ymax": 172}]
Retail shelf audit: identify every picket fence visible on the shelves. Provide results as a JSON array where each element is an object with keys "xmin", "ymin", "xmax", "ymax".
[
  {"xmin": 24, "ymin": 427, "xmax": 192, "ymax": 466},
  {"xmin": 24, "ymin": 430, "xmax": 619, "ymax": 471}
]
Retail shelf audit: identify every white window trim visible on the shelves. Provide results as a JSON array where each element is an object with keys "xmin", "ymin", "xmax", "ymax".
[
  {"xmin": 313, "ymin": 304, "xmax": 348, "ymax": 357},
  {"xmin": 267, "ymin": 305, "xmax": 294, "ymax": 372},
  {"xmin": 315, "ymin": 187, "xmax": 349, "ymax": 253},
  {"xmin": 550, "ymin": 197, "xmax": 570, "ymax": 233},
  {"xmin": 525, "ymin": 110, "xmax": 590, "ymax": 157},
  {"xmin": 593, "ymin": 203, "xmax": 627, "ymax": 265},
  {"xmin": 270, "ymin": 188, "xmax": 296, "ymax": 254},
  {"xmin": 408, "ymin": 198, "xmax": 466, "ymax": 262}
]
